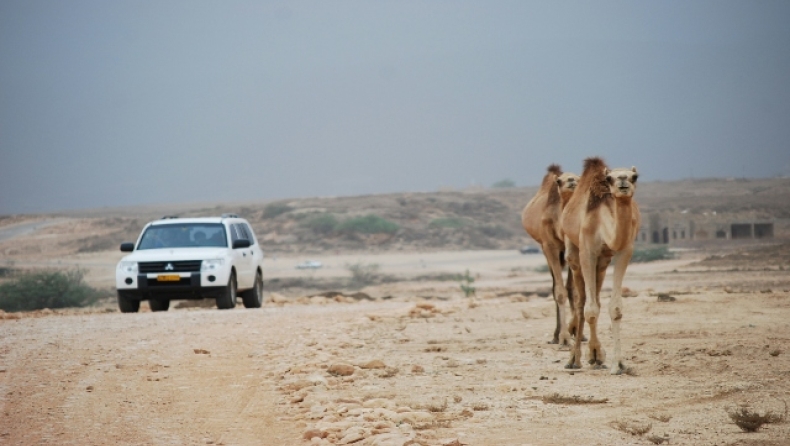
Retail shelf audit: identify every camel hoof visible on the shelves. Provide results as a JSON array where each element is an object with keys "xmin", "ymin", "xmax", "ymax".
[
  {"xmin": 611, "ymin": 362, "xmax": 626, "ymax": 375},
  {"xmin": 565, "ymin": 363, "xmax": 581, "ymax": 370},
  {"xmin": 591, "ymin": 362, "xmax": 608, "ymax": 370},
  {"xmin": 547, "ymin": 339, "xmax": 559, "ymax": 345}
]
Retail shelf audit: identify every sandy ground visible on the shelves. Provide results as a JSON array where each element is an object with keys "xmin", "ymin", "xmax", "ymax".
[{"xmin": 1, "ymin": 239, "xmax": 790, "ymax": 445}]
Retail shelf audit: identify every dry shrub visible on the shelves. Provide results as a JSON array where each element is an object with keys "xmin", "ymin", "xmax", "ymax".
[
  {"xmin": 542, "ymin": 393, "xmax": 608, "ymax": 405},
  {"xmin": 610, "ymin": 419, "xmax": 652, "ymax": 436},
  {"xmin": 620, "ymin": 365, "xmax": 638, "ymax": 376},
  {"xmin": 726, "ymin": 402, "xmax": 787, "ymax": 432},
  {"xmin": 425, "ymin": 399, "xmax": 448, "ymax": 413},
  {"xmin": 647, "ymin": 435, "xmax": 668, "ymax": 444},
  {"xmin": 471, "ymin": 402, "xmax": 489, "ymax": 411},
  {"xmin": 648, "ymin": 414, "xmax": 672, "ymax": 423}
]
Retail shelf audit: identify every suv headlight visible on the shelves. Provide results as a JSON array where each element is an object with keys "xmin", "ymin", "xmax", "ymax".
[
  {"xmin": 201, "ymin": 259, "xmax": 225, "ymax": 272},
  {"xmin": 118, "ymin": 261, "xmax": 138, "ymax": 274}
]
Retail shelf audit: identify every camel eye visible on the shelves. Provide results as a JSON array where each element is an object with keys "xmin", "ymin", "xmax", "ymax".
[
  {"xmin": 632, "ymin": 174, "xmax": 638, "ymax": 183},
  {"xmin": 606, "ymin": 175, "xmax": 613, "ymax": 184}
]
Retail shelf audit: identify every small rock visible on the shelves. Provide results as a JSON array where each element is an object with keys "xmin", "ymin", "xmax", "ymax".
[
  {"xmin": 361, "ymin": 360, "xmax": 387, "ymax": 370},
  {"xmin": 193, "ymin": 349, "xmax": 210, "ymax": 355},
  {"xmin": 86, "ymin": 386, "xmax": 94, "ymax": 392},
  {"xmin": 269, "ymin": 292, "xmax": 289, "ymax": 304},
  {"xmin": 339, "ymin": 427, "xmax": 367, "ymax": 444},
  {"xmin": 770, "ymin": 349, "xmax": 781, "ymax": 356},
  {"xmin": 656, "ymin": 294, "xmax": 676, "ymax": 302},
  {"xmin": 328, "ymin": 364, "xmax": 355, "ymax": 376},
  {"xmin": 411, "ymin": 365, "xmax": 424, "ymax": 374},
  {"xmin": 303, "ymin": 428, "xmax": 328, "ymax": 440}
]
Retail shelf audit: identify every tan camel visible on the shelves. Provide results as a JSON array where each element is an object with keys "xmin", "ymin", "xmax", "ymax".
[
  {"xmin": 521, "ymin": 164, "xmax": 580, "ymax": 345},
  {"xmin": 561, "ymin": 157, "xmax": 640, "ymax": 374}
]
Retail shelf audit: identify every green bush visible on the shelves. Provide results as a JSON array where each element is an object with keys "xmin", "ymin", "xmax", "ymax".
[
  {"xmin": 346, "ymin": 263, "xmax": 380, "ymax": 287},
  {"xmin": 0, "ymin": 269, "xmax": 103, "ymax": 312},
  {"xmin": 631, "ymin": 246, "xmax": 674, "ymax": 263},
  {"xmin": 534, "ymin": 264, "xmax": 550, "ymax": 273},
  {"xmin": 459, "ymin": 269, "xmax": 476, "ymax": 297},
  {"xmin": 478, "ymin": 225, "xmax": 513, "ymax": 239},
  {"xmin": 492, "ymin": 179, "xmax": 516, "ymax": 188},
  {"xmin": 337, "ymin": 215, "xmax": 399, "ymax": 235},
  {"xmin": 262, "ymin": 203, "xmax": 293, "ymax": 219},
  {"xmin": 429, "ymin": 217, "xmax": 467, "ymax": 229},
  {"xmin": 302, "ymin": 213, "xmax": 339, "ymax": 235}
]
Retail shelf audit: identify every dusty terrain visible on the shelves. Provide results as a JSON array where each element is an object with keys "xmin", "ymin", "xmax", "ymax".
[
  {"xmin": 1, "ymin": 239, "xmax": 790, "ymax": 444},
  {"xmin": 1, "ymin": 180, "xmax": 790, "ymax": 445}
]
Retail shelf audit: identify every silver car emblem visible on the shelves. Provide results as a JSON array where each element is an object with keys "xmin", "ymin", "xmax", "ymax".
[{"xmin": 165, "ymin": 263, "xmax": 174, "ymax": 271}]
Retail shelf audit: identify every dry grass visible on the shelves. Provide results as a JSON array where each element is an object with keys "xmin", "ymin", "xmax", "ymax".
[
  {"xmin": 425, "ymin": 399, "xmax": 448, "ymax": 413},
  {"xmin": 471, "ymin": 402, "xmax": 489, "ymax": 411},
  {"xmin": 648, "ymin": 414, "xmax": 672, "ymax": 423},
  {"xmin": 647, "ymin": 435, "xmax": 668, "ymax": 444},
  {"xmin": 726, "ymin": 402, "xmax": 787, "ymax": 432},
  {"xmin": 542, "ymin": 393, "xmax": 609, "ymax": 405},
  {"xmin": 610, "ymin": 419, "xmax": 652, "ymax": 436}
]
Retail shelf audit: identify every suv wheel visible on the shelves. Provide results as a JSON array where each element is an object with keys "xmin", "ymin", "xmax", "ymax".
[
  {"xmin": 241, "ymin": 270, "xmax": 263, "ymax": 308},
  {"xmin": 216, "ymin": 271, "xmax": 237, "ymax": 310},
  {"xmin": 149, "ymin": 299, "xmax": 170, "ymax": 312},
  {"xmin": 118, "ymin": 291, "xmax": 140, "ymax": 313}
]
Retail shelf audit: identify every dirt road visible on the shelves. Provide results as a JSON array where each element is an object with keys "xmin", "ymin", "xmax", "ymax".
[{"xmin": 1, "ymin": 255, "xmax": 790, "ymax": 445}]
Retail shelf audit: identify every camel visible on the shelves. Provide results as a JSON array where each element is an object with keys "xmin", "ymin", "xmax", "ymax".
[
  {"xmin": 521, "ymin": 164, "xmax": 580, "ymax": 345},
  {"xmin": 561, "ymin": 157, "xmax": 641, "ymax": 374}
]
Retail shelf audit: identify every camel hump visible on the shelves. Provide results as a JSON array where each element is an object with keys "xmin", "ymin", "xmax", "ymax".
[
  {"xmin": 547, "ymin": 164, "xmax": 562, "ymax": 175},
  {"xmin": 583, "ymin": 157, "xmax": 607, "ymax": 174}
]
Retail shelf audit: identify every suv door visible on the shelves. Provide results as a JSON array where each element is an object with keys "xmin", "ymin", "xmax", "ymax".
[{"xmin": 229, "ymin": 223, "xmax": 254, "ymax": 288}]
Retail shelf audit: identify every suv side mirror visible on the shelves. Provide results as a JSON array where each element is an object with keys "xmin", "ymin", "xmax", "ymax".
[
  {"xmin": 120, "ymin": 242, "xmax": 135, "ymax": 252},
  {"xmin": 232, "ymin": 239, "xmax": 251, "ymax": 249}
]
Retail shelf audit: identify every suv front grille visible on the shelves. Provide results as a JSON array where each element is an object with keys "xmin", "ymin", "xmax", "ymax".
[{"xmin": 138, "ymin": 261, "xmax": 202, "ymax": 273}]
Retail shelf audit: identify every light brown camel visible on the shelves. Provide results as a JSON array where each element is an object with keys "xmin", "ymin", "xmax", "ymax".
[
  {"xmin": 561, "ymin": 157, "xmax": 641, "ymax": 374},
  {"xmin": 521, "ymin": 164, "xmax": 580, "ymax": 345}
]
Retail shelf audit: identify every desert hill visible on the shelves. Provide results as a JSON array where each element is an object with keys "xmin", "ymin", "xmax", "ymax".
[{"xmin": 2, "ymin": 176, "xmax": 789, "ymax": 258}]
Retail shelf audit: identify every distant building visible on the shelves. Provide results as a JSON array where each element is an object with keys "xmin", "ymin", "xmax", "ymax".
[{"xmin": 637, "ymin": 212, "xmax": 782, "ymax": 244}]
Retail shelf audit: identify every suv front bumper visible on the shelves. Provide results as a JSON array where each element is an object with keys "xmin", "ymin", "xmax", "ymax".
[{"xmin": 118, "ymin": 273, "xmax": 227, "ymax": 301}]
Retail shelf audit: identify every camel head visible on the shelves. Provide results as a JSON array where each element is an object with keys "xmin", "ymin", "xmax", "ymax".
[
  {"xmin": 556, "ymin": 172, "xmax": 579, "ymax": 194},
  {"xmin": 605, "ymin": 166, "xmax": 638, "ymax": 198}
]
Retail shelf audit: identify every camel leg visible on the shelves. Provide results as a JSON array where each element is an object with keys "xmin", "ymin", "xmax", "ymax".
[
  {"xmin": 543, "ymin": 243, "xmax": 571, "ymax": 346},
  {"xmin": 609, "ymin": 248, "xmax": 632, "ymax": 375},
  {"xmin": 564, "ymin": 241, "xmax": 584, "ymax": 369},
  {"xmin": 579, "ymin": 240, "xmax": 606, "ymax": 369},
  {"xmin": 565, "ymin": 267, "xmax": 587, "ymax": 341},
  {"xmin": 587, "ymin": 255, "xmax": 610, "ymax": 368}
]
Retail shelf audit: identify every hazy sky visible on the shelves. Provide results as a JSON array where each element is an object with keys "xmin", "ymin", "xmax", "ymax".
[{"xmin": 1, "ymin": 1, "xmax": 789, "ymax": 215}]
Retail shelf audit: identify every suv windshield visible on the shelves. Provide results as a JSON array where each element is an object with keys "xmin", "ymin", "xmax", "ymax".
[{"xmin": 137, "ymin": 223, "xmax": 227, "ymax": 250}]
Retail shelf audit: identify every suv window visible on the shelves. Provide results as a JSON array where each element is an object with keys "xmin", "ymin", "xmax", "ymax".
[
  {"xmin": 138, "ymin": 223, "xmax": 227, "ymax": 250},
  {"xmin": 242, "ymin": 223, "xmax": 255, "ymax": 244},
  {"xmin": 230, "ymin": 223, "xmax": 253, "ymax": 243}
]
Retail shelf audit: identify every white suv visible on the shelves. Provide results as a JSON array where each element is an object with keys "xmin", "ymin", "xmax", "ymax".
[{"xmin": 115, "ymin": 214, "xmax": 264, "ymax": 313}]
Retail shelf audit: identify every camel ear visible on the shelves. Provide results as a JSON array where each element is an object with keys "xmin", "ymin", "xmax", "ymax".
[
  {"xmin": 631, "ymin": 166, "xmax": 639, "ymax": 183},
  {"xmin": 604, "ymin": 168, "xmax": 613, "ymax": 184}
]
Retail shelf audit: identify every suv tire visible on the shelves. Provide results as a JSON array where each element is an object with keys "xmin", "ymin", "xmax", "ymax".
[
  {"xmin": 241, "ymin": 270, "xmax": 263, "ymax": 308},
  {"xmin": 216, "ymin": 271, "xmax": 237, "ymax": 310},
  {"xmin": 118, "ymin": 291, "xmax": 140, "ymax": 313},
  {"xmin": 149, "ymin": 299, "xmax": 170, "ymax": 312}
]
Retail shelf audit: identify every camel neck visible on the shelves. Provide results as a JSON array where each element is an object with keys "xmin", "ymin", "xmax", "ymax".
[{"xmin": 608, "ymin": 197, "xmax": 634, "ymax": 251}]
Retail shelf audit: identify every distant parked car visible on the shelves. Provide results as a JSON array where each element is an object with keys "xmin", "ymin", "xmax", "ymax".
[
  {"xmin": 296, "ymin": 260, "xmax": 323, "ymax": 269},
  {"xmin": 115, "ymin": 214, "xmax": 264, "ymax": 313},
  {"xmin": 520, "ymin": 245, "xmax": 541, "ymax": 254}
]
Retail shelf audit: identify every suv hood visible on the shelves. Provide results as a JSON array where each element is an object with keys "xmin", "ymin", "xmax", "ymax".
[{"xmin": 120, "ymin": 247, "xmax": 231, "ymax": 263}]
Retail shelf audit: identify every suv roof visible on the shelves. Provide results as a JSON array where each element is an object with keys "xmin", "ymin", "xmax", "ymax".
[{"xmin": 148, "ymin": 215, "xmax": 246, "ymax": 226}]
